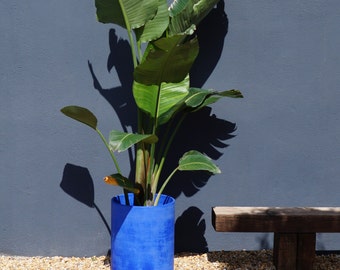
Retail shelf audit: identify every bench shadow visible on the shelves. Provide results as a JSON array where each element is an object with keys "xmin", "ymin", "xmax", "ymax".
[
  {"xmin": 206, "ymin": 250, "xmax": 274, "ymax": 268},
  {"xmin": 256, "ymin": 233, "xmax": 272, "ymax": 250}
]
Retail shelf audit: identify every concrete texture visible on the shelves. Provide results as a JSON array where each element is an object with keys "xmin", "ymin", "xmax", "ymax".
[{"xmin": 1, "ymin": 0, "xmax": 339, "ymax": 256}]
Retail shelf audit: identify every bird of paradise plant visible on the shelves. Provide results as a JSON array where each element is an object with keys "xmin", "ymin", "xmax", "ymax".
[{"xmin": 61, "ymin": 0, "xmax": 242, "ymax": 206}]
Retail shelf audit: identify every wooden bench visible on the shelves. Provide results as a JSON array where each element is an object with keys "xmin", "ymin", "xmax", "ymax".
[{"xmin": 212, "ymin": 207, "xmax": 340, "ymax": 270}]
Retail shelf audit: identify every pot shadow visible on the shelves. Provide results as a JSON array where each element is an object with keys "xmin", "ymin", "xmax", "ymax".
[
  {"xmin": 175, "ymin": 206, "xmax": 208, "ymax": 253},
  {"xmin": 60, "ymin": 163, "xmax": 111, "ymax": 236}
]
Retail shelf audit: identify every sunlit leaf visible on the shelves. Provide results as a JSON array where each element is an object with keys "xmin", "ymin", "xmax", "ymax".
[
  {"xmin": 169, "ymin": 0, "xmax": 220, "ymax": 35},
  {"xmin": 135, "ymin": 0, "xmax": 169, "ymax": 42},
  {"xmin": 133, "ymin": 75, "xmax": 189, "ymax": 124},
  {"xmin": 109, "ymin": 130, "xmax": 158, "ymax": 152},
  {"xmin": 219, "ymin": 89, "xmax": 243, "ymax": 98},
  {"xmin": 185, "ymin": 88, "xmax": 243, "ymax": 111},
  {"xmin": 134, "ymin": 36, "xmax": 198, "ymax": 85},
  {"xmin": 60, "ymin": 106, "xmax": 97, "ymax": 130},
  {"xmin": 95, "ymin": 0, "xmax": 159, "ymax": 29},
  {"xmin": 198, "ymin": 89, "xmax": 243, "ymax": 109},
  {"xmin": 185, "ymin": 88, "xmax": 212, "ymax": 107},
  {"xmin": 178, "ymin": 150, "xmax": 221, "ymax": 174}
]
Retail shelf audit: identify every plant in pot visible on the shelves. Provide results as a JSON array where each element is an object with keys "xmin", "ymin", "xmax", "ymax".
[{"xmin": 61, "ymin": 0, "xmax": 242, "ymax": 269}]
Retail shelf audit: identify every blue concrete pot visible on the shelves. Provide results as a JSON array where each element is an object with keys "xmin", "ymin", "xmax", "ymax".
[{"xmin": 111, "ymin": 194, "xmax": 175, "ymax": 270}]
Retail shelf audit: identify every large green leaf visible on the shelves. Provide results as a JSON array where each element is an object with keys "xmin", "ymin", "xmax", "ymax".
[
  {"xmin": 133, "ymin": 75, "xmax": 189, "ymax": 124},
  {"xmin": 185, "ymin": 88, "xmax": 243, "ymax": 108},
  {"xmin": 135, "ymin": 0, "xmax": 169, "ymax": 43},
  {"xmin": 60, "ymin": 106, "xmax": 97, "ymax": 130},
  {"xmin": 134, "ymin": 35, "xmax": 199, "ymax": 85},
  {"xmin": 178, "ymin": 150, "xmax": 221, "ymax": 174},
  {"xmin": 220, "ymin": 89, "xmax": 244, "ymax": 98},
  {"xmin": 199, "ymin": 89, "xmax": 243, "ymax": 109},
  {"xmin": 168, "ymin": 0, "xmax": 220, "ymax": 35},
  {"xmin": 109, "ymin": 130, "xmax": 158, "ymax": 152},
  {"xmin": 95, "ymin": 0, "xmax": 159, "ymax": 29}
]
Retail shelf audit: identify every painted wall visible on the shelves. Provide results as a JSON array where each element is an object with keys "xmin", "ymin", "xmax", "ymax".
[{"xmin": 1, "ymin": 0, "xmax": 339, "ymax": 256}]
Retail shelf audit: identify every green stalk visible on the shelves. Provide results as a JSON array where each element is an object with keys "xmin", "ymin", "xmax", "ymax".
[
  {"xmin": 96, "ymin": 128, "xmax": 130, "ymax": 205},
  {"xmin": 146, "ymin": 82, "xmax": 164, "ymax": 201},
  {"xmin": 146, "ymin": 140, "xmax": 156, "ymax": 203},
  {"xmin": 137, "ymin": 40, "xmax": 143, "ymax": 61},
  {"xmin": 96, "ymin": 128, "xmax": 121, "ymax": 174},
  {"xmin": 154, "ymin": 167, "xmax": 178, "ymax": 206},
  {"xmin": 117, "ymin": 0, "xmax": 142, "ymax": 205},
  {"xmin": 117, "ymin": 0, "xmax": 137, "ymax": 68},
  {"xmin": 152, "ymin": 113, "xmax": 187, "ymax": 195},
  {"xmin": 135, "ymin": 96, "xmax": 148, "ymax": 203}
]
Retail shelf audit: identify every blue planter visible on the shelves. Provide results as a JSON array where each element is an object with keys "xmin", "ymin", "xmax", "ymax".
[{"xmin": 111, "ymin": 194, "xmax": 175, "ymax": 270}]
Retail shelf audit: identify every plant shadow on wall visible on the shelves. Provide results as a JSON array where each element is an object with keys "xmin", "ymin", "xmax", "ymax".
[
  {"xmin": 60, "ymin": 0, "xmax": 238, "ymax": 253},
  {"xmin": 60, "ymin": 164, "xmax": 111, "ymax": 236}
]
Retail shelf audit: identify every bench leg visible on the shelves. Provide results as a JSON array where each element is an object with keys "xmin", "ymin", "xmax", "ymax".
[
  {"xmin": 274, "ymin": 233, "xmax": 297, "ymax": 269},
  {"xmin": 297, "ymin": 233, "xmax": 316, "ymax": 269},
  {"xmin": 273, "ymin": 233, "xmax": 315, "ymax": 270}
]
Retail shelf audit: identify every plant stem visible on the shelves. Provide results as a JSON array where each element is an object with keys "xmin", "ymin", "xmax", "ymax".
[
  {"xmin": 137, "ymin": 40, "xmax": 143, "ymax": 60},
  {"xmin": 96, "ymin": 128, "xmax": 129, "ymax": 205},
  {"xmin": 118, "ymin": 0, "xmax": 137, "ymax": 68},
  {"xmin": 152, "ymin": 113, "xmax": 187, "ymax": 194},
  {"xmin": 118, "ymin": 0, "xmax": 141, "ymax": 205},
  {"xmin": 96, "ymin": 128, "xmax": 121, "ymax": 174},
  {"xmin": 154, "ymin": 167, "xmax": 178, "ymax": 206},
  {"xmin": 146, "ymin": 82, "xmax": 164, "ymax": 198}
]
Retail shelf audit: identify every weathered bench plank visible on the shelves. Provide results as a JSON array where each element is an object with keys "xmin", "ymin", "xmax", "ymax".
[
  {"xmin": 212, "ymin": 207, "xmax": 340, "ymax": 232},
  {"xmin": 212, "ymin": 207, "xmax": 340, "ymax": 270}
]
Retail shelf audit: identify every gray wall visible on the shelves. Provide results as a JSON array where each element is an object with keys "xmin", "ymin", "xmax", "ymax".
[{"xmin": 1, "ymin": 0, "xmax": 339, "ymax": 256}]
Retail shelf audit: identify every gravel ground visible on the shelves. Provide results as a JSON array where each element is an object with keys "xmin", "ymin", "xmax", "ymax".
[{"xmin": 1, "ymin": 250, "xmax": 339, "ymax": 269}]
